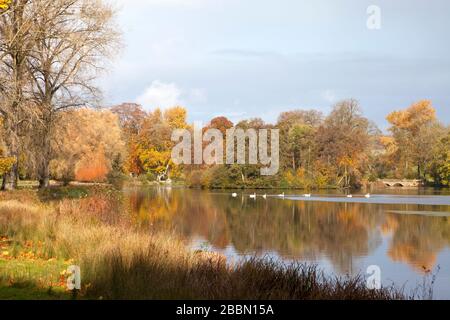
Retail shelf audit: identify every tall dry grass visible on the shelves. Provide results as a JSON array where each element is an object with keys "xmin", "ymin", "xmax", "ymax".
[{"xmin": 0, "ymin": 194, "xmax": 407, "ymax": 300}]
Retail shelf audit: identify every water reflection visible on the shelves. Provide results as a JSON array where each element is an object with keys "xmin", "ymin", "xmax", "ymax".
[{"xmin": 123, "ymin": 187, "xmax": 450, "ymax": 297}]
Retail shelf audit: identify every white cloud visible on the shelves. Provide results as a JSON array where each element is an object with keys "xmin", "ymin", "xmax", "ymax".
[
  {"xmin": 136, "ymin": 80, "xmax": 206, "ymax": 110},
  {"xmin": 136, "ymin": 81, "xmax": 182, "ymax": 109}
]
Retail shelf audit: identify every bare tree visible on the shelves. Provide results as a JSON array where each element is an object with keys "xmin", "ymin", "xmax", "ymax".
[
  {"xmin": 0, "ymin": 0, "xmax": 37, "ymax": 190},
  {"xmin": 26, "ymin": 0, "xmax": 120, "ymax": 187}
]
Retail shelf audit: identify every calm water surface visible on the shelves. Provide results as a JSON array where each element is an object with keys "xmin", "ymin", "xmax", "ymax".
[{"xmin": 123, "ymin": 187, "xmax": 450, "ymax": 299}]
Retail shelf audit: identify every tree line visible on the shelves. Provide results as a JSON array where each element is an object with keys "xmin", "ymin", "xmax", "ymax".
[
  {"xmin": 0, "ymin": 1, "xmax": 448, "ymax": 191},
  {"xmin": 110, "ymin": 99, "xmax": 449, "ymax": 189}
]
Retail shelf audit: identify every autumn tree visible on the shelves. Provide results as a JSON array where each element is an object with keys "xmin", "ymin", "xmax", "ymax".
[
  {"xmin": 232, "ymin": 118, "xmax": 266, "ymax": 183},
  {"xmin": 205, "ymin": 116, "xmax": 233, "ymax": 164},
  {"xmin": 386, "ymin": 100, "xmax": 439, "ymax": 180},
  {"xmin": 111, "ymin": 103, "xmax": 147, "ymax": 176},
  {"xmin": 0, "ymin": 0, "xmax": 120, "ymax": 189},
  {"xmin": 0, "ymin": 0, "xmax": 11, "ymax": 11},
  {"xmin": 111, "ymin": 103, "xmax": 147, "ymax": 137},
  {"xmin": 26, "ymin": 0, "xmax": 120, "ymax": 188},
  {"xmin": 135, "ymin": 107, "xmax": 188, "ymax": 181},
  {"xmin": 427, "ymin": 127, "xmax": 450, "ymax": 186},
  {"xmin": 276, "ymin": 110, "xmax": 322, "ymax": 171},
  {"xmin": 50, "ymin": 109, "xmax": 125, "ymax": 183},
  {"xmin": 288, "ymin": 124, "xmax": 315, "ymax": 171},
  {"xmin": 208, "ymin": 116, "xmax": 233, "ymax": 136},
  {"xmin": 0, "ymin": 0, "xmax": 37, "ymax": 190},
  {"xmin": 0, "ymin": 119, "xmax": 15, "ymax": 177},
  {"xmin": 316, "ymin": 100, "xmax": 372, "ymax": 188},
  {"xmin": 164, "ymin": 106, "xmax": 188, "ymax": 129}
]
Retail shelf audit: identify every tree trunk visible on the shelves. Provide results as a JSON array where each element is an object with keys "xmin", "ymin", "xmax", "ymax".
[
  {"xmin": 417, "ymin": 163, "xmax": 421, "ymax": 180},
  {"xmin": 1, "ymin": 120, "xmax": 20, "ymax": 191},
  {"xmin": 38, "ymin": 157, "xmax": 51, "ymax": 189},
  {"xmin": 38, "ymin": 142, "xmax": 51, "ymax": 189},
  {"xmin": 39, "ymin": 168, "xmax": 50, "ymax": 188},
  {"xmin": 2, "ymin": 159, "xmax": 18, "ymax": 191},
  {"xmin": 37, "ymin": 111, "xmax": 53, "ymax": 189},
  {"xmin": 344, "ymin": 165, "xmax": 348, "ymax": 188}
]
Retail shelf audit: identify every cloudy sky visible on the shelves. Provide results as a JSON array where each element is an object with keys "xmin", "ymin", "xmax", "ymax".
[{"xmin": 100, "ymin": 0, "xmax": 450, "ymax": 129}]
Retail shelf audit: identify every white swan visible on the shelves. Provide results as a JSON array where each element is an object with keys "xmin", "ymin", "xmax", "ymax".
[
  {"xmin": 231, "ymin": 193, "xmax": 238, "ymax": 198},
  {"xmin": 346, "ymin": 195, "xmax": 353, "ymax": 198},
  {"xmin": 262, "ymin": 194, "xmax": 267, "ymax": 199},
  {"xmin": 304, "ymin": 194, "xmax": 311, "ymax": 198},
  {"xmin": 249, "ymin": 193, "xmax": 257, "ymax": 199},
  {"xmin": 278, "ymin": 192, "xmax": 285, "ymax": 198},
  {"xmin": 365, "ymin": 193, "xmax": 371, "ymax": 198}
]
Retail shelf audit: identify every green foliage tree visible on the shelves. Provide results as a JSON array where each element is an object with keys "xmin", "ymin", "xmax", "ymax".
[
  {"xmin": 427, "ymin": 128, "xmax": 450, "ymax": 186},
  {"xmin": 277, "ymin": 110, "xmax": 322, "ymax": 171}
]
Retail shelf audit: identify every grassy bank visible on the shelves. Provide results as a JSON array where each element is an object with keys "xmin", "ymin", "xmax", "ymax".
[{"xmin": 0, "ymin": 188, "xmax": 407, "ymax": 300}]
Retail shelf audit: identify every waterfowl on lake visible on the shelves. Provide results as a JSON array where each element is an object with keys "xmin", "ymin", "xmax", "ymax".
[
  {"xmin": 250, "ymin": 193, "xmax": 257, "ymax": 199},
  {"xmin": 262, "ymin": 194, "xmax": 267, "ymax": 199},
  {"xmin": 231, "ymin": 193, "xmax": 238, "ymax": 198},
  {"xmin": 347, "ymin": 195, "xmax": 353, "ymax": 198},
  {"xmin": 365, "ymin": 194, "xmax": 371, "ymax": 198},
  {"xmin": 304, "ymin": 194, "xmax": 311, "ymax": 198},
  {"xmin": 278, "ymin": 193, "xmax": 285, "ymax": 198}
]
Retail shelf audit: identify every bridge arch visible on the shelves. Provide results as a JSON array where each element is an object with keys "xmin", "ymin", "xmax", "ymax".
[{"xmin": 381, "ymin": 179, "xmax": 421, "ymax": 188}]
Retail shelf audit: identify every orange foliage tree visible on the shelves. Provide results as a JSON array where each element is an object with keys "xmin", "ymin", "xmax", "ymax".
[
  {"xmin": 111, "ymin": 103, "xmax": 147, "ymax": 176},
  {"xmin": 50, "ymin": 109, "xmax": 125, "ymax": 183},
  {"xmin": 75, "ymin": 149, "xmax": 109, "ymax": 182},
  {"xmin": 387, "ymin": 100, "xmax": 440, "ymax": 179}
]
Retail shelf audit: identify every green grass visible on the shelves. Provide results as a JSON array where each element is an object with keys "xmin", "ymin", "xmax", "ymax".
[
  {"xmin": 37, "ymin": 186, "xmax": 90, "ymax": 200},
  {"xmin": 0, "ymin": 286, "xmax": 69, "ymax": 300},
  {"xmin": 0, "ymin": 256, "xmax": 71, "ymax": 300}
]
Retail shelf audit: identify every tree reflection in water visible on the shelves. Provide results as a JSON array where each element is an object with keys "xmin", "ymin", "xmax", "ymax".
[{"xmin": 123, "ymin": 188, "xmax": 450, "ymax": 275}]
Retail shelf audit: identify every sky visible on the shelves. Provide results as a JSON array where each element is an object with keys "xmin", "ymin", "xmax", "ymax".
[{"xmin": 100, "ymin": 0, "xmax": 450, "ymax": 129}]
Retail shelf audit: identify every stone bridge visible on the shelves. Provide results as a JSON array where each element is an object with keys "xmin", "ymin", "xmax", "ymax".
[{"xmin": 378, "ymin": 179, "xmax": 424, "ymax": 188}]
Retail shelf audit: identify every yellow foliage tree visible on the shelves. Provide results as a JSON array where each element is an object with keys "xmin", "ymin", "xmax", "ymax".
[
  {"xmin": 0, "ymin": 122, "xmax": 15, "ymax": 176},
  {"xmin": 0, "ymin": 0, "xmax": 11, "ymax": 11},
  {"xmin": 387, "ymin": 100, "xmax": 436, "ymax": 132},
  {"xmin": 0, "ymin": 157, "xmax": 15, "ymax": 176},
  {"xmin": 139, "ymin": 148, "xmax": 172, "ymax": 179},
  {"xmin": 50, "ymin": 109, "xmax": 125, "ymax": 183},
  {"xmin": 387, "ymin": 100, "xmax": 438, "ymax": 179},
  {"xmin": 164, "ymin": 106, "xmax": 188, "ymax": 129},
  {"xmin": 134, "ymin": 106, "xmax": 188, "ymax": 181}
]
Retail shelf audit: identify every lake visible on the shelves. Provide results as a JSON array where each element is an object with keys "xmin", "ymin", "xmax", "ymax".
[{"xmin": 123, "ymin": 187, "xmax": 450, "ymax": 299}]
